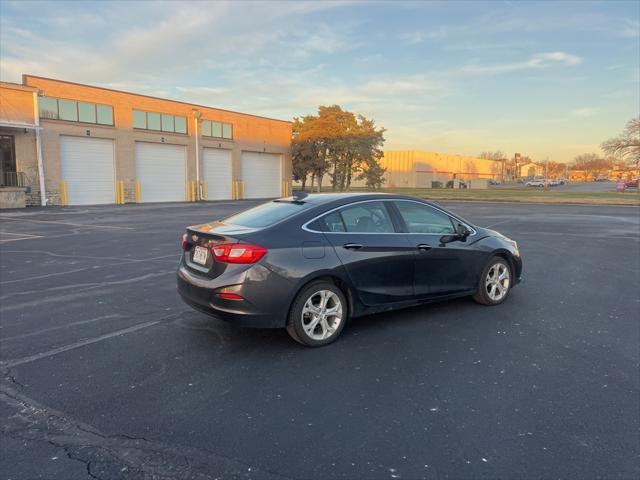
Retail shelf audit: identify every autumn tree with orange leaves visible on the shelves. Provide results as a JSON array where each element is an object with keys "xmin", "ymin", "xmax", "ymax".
[{"xmin": 292, "ymin": 106, "xmax": 386, "ymax": 191}]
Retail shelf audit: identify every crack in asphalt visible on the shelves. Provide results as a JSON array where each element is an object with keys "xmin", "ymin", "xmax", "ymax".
[{"xmin": 1, "ymin": 382, "xmax": 295, "ymax": 480}]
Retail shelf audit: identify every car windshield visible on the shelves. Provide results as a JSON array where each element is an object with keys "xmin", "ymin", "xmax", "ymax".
[{"xmin": 224, "ymin": 200, "xmax": 312, "ymax": 228}]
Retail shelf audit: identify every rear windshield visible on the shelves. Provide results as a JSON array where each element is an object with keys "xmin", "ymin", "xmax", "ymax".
[{"xmin": 224, "ymin": 201, "xmax": 312, "ymax": 228}]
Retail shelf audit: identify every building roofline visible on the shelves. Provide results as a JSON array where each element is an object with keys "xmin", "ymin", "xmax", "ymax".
[
  {"xmin": 22, "ymin": 74, "xmax": 292, "ymax": 125},
  {"xmin": 1, "ymin": 81, "xmax": 38, "ymax": 93},
  {"xmin": 383, "ymin": 150, "xmax": 494, "ymax": 161}
]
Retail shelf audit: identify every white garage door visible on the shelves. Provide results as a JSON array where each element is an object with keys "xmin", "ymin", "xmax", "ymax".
[
  {"xmin": 60, "ymin": 136, "xmax": 115, "ymax": 205},
  {"xmin": 202, "ymin": 148, "xmax": 232, "ymax": 200},
  {"xmin": 135, "ymin": 142, "xmax": 186, "ymax": 203},
  {"xmin": 240, "ymin": 152, "xmax": 281, "ymax": 199}
]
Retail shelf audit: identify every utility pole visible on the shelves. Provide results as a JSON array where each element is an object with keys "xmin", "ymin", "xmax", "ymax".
[{"xmin": 545, "ymin": 157, "xmax": 549, "ymax": 178}]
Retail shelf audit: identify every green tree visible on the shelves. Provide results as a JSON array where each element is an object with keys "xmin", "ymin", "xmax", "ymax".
[
  {"xmin": 291, "ymin": 116, "xmax": 322, "ymax": 191},
  {"xmin": 292, "ymin": 105, "xmax": 386, "ymax": 191},
  {"xmin": 601, "ymin": 118, "xmax": 640, "ymax": 167}
]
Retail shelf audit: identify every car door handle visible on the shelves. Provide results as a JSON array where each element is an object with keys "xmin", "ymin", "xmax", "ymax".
[
  {"xmin": 417, "ymin": 244, "xmax": 432, "ymax": 251},
  {"xmin": 343, "ymin": 243, "xmax": 363, "ymax": 250}
]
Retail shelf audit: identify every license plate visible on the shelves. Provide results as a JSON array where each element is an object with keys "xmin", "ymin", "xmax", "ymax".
[{"xmin": 192, "ymin": 246, "xmax": 208, "ymax": 265}]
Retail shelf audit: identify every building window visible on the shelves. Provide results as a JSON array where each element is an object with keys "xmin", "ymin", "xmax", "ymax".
[
  {"xmin": 175, "ymin": 116, "xmax": 187, "ymax": 134},
  {"xmin": 133, "ymin": 110, "xmax": 146, "ymax": 129},
  {"xmin": 97, "ymin": 104, "xmax": 113, "ymax": 125},
  {"xmin": 133, "ymin": 109, "xmax": 187, "ymax": 134},
  {"xmin": 38, "ymin": 96, "xmax": 114, "ymax": 125},
  {"xmin": 202, "ymin": 119, "xmax": 233, "ymax": 140},
  {"xmin": 39, "ymin": 97, "xmax": 59, "ymax": 119},
  {"xmin": 78, "ymin": 102, "xmax": 97, "ymax": 123},
  {"xmin": 161, "ymin": 114, "xmax": 174, "ymax": 132},
  {"xmin": 147, "ymin": 112, "xmax": 161, "ymax": 131},
  {"xmin": 58, "ymin": 99, "xmax": 78, "ymax": 121}
]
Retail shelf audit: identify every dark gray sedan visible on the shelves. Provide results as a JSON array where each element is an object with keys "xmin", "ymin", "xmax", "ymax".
[{"xmin": 177, "ymin": 193, "xmax": 522, "ymax": 346}]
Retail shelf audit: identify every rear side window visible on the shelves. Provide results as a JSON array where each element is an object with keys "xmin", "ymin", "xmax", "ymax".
[
  {"xmin": 321, "ymin": 211, "xmax": 346, "ymax": 232},
  {"xmin": 224, "ymin": 201, "xmax": 312, "ymax": 228},
  {"xmin": 394, "ymin": 201, "xmax": 455, "ymax": 234},
  {"xmin": 320, "ymin": 201, "xmax": 394, "ymax": 233}
]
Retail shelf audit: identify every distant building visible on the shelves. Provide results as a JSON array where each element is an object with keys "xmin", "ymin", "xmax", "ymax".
[
  {"xmin": 517, "ymin": 162, "xmax": 544, "ymax": 178},
  {"xmin": 373, "ymin": 150, "xmax": 503, "ymax": 188},
  {"xmin": 296, "ymin": 150, "xmax": 504, "ymax": 188}
]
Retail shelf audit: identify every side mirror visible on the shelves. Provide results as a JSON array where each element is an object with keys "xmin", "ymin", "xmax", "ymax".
[
  {"xmin": 440, "ymin": 224, "xmax": 471, "ymax": 245},
  {"xmin": 456, "ymin": 223, "xmax": 471, "ymax": 238}
]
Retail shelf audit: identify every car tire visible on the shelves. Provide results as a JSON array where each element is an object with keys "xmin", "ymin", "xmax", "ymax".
[
  {"xmin": 286, "ymin": 281, "xmax": 348, "ymax": 347},
  {"xmin": 472, "ymin": 256, "xmax": 513, "ymax": 306}
]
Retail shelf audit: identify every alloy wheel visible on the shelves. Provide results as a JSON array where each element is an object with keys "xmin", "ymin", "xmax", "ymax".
[
  {"xmin": 301, "ymin": 290, "xmax": 343, "ymax": 340},
  {"xmin": 485, "ymin": 263, "xmax": 510, "ymax": 301}
]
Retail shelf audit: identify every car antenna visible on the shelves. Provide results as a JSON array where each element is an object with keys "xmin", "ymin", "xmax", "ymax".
[{"xmin": 292, "ymin": 191, "xmax": 308, "ymax": 202}]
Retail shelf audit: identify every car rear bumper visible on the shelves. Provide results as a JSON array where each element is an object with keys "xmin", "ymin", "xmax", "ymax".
[{"xmin": 177, "ymin": 263, "xmax": 292, "ymax": 328}]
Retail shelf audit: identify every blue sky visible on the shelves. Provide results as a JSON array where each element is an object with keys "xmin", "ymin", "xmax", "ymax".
[{"xmin": 1, "ymin": 0, "xmax": 638, "ymax": 162}]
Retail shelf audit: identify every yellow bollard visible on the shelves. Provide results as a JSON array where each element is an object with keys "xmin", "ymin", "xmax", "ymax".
[
  {"xmin": 282, "ymin": 180, "xmax": 290, "ymax": 197},
  {"xmin": 59, "ymin": 181, "xmax": 68, "ymax": 206},
  {"xmin": 116, "ymin": 180, "xmax": 125, "ymax": 204},
  {"xmin": 190, "ymin": 181, "xmax": 197, "ymax": 202},
  {"xmin": 202, "ymin": 182, "xmax": 208, "ymax": 200},
  {"xmin": 135, "ymin": 181, "xmax": 141, "ymax": 203}
]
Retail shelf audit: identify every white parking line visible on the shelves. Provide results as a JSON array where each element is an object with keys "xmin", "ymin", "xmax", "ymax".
[
  {"xmin": 0, "ymin": 313, "xmax": 186, "ymax": 369},
  {"xmin": 0, "ymin": 320, "xmax": 160, "ymax": 368},
  {"xmin": 0, "ymin": 232, "xmax": 45, "ymax": 243},
  {"xmin": 0, "ymin": 216, "xmax": 134, "ymax": 230}
]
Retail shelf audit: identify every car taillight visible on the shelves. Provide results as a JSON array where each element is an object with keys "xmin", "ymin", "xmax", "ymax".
[
  {"xmin": 181, "ymin": 233, "xmax": 188, "ymax": 251},
  {"xmin": 211, "ymin": 243, "xmax": 267, "ymax": 264}
]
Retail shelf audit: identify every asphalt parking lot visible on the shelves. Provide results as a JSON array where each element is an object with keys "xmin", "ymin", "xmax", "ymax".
[{"xmin": 1, "ymin": 200, "xmax": 638, "ymax": 480}]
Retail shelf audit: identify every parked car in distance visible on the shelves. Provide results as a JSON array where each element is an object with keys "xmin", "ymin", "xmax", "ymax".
[
  {"xmin": 624, "ymin": 179, "xmax": 639, "ymax": 189},
  {"xmin": 594, "ymin": 176, "xmax": 610, "ymax": 182},
  {"xmin": 489, "ymin": 179, "xmax": 502, "ymax": 185},
  {"xmin": 547, "ymin": 179, "xmax": 559, "ymax": 186},
  {"xmin": 557, "ymin": 178, "xmax": 568, "ymax": 185},
  {"xmin": 526, "ymin": 179, "xmax": 547, "ymax": 187},
  {"xmin": 446, "ymin": 180, "xmax": 468, "ymax": 189},
  {"xmin": 177, "ymin": 193, "xmax": 523, "ymax": 346}
]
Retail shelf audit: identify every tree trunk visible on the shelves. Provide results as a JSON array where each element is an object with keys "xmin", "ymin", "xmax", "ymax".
[{"xmin": 343, "ymin": 156, "xmax": 353, "ymax": 190}]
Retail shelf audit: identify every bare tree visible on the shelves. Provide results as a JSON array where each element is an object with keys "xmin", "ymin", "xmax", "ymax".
[
  {"xmin": 571, "ymin": 153, "xmax": 613, "ymax": 180},
  {"xmin": 601, "ymin": 118, "xmax": 640, "ymax": 167}
]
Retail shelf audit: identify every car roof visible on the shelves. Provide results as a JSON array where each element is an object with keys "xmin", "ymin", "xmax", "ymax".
[
  {"xmin": 286, "ymin": 192, "xmax": 416, "ymax": 205},
  {"xmin": 274, "ymin": 192, "xmax": 477, "ymax": 230}
]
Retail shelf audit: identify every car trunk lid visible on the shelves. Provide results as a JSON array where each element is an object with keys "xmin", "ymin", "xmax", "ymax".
[{"xmin": 182, "ymin": 221, "xmax": 255, "ymax": 278}]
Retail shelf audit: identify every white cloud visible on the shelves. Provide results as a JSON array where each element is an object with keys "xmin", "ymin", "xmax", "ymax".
[
  {"xmin": 571, "ymin": 108, "xmax": 597, "ymax": 118},
  {"xmin": 460, "ymin": 51, "xmax": 582, "ymax": 75},
  {"xmin": 399, "ymin": 27, "xmax": 447, "ymax": 44},
  {"xmin": 535, "ymin": 52, "xmax": 582, "ymax": 65},
  {"xmin": 0, "ymin": 1, "xmax": 352, "ymax": 85},
  {"xmin": 620, "ymin": 19, "xmax": 640, "ymax": 38}
]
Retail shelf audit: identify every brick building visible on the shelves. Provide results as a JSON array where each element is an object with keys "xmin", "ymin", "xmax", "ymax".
[{"xmin": 0, "ymin": 75, "xmax": 292, "ymax": 207}]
